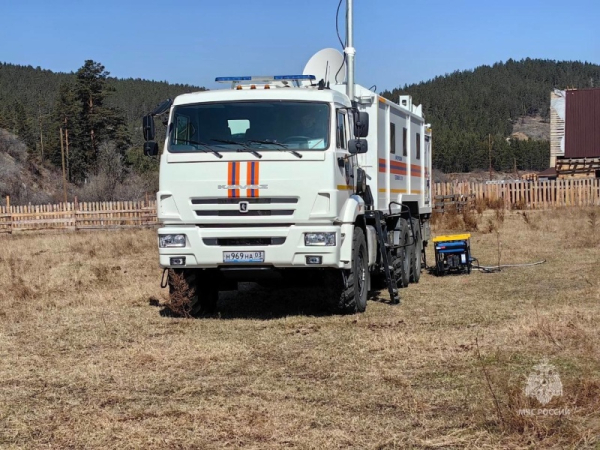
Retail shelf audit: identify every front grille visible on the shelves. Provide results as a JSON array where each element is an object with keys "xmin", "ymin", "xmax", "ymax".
[
  {"xmin": 196, "ymin": 223, "xmax": 293, "ymax": 228},
  {"xmin": 193, "ymin": 197, "xmax": 298, "ymax": 218},
  {"xmin": 192, "ymin": 197, "xmax": 298, "ymax": 205},
  {"xmin": 203, "ymin": 237, "xmax": 286, "ymax": 246},
  {"xmin": 196, "ymin": 210, "xmax": 294, "ymax": 217}
]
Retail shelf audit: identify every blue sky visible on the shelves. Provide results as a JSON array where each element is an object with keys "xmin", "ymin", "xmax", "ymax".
[{"xmin": 1, "ymin": 0, "xmax": 598, "ymax": 91}]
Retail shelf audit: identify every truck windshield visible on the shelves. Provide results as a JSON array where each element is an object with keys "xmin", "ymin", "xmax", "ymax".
[{"xmin": 168, "ymin": 101, "xmax": 330, "ymax": 153}]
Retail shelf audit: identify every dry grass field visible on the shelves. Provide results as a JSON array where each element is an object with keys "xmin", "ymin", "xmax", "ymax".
[{"xmin": 1, "ymin": 208, "xmax": 599, "ymax": 449}]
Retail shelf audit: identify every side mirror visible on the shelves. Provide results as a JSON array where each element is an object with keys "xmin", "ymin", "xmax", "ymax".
[
  {"xmin": 349, "ymin": 139, "xmax": 368, "ymax": 155},
  {"xmin": 354, "ymin": 111, "xmax": 369, "ymax": 138},
  {"xmin": 143, "ymin": 115, "xmax": 155, "ymax": 141},
  {"xmin": 143, "ymin": 141, "xmax": 159, "ymax": 157}
]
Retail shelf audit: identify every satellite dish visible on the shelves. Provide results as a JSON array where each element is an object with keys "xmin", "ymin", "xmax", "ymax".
[{"xmin": 303, "ymin": 48, "xmax": 346, "ymax": 86}]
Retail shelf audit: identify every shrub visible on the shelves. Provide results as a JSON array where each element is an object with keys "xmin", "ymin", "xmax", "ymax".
[{"xmin": 462, "ymin": 209, "xmax": 479, "ymax": 231}]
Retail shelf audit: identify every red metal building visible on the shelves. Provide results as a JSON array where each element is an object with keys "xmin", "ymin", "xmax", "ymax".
[{"xmin": 565, "ymin": 88, "xmax": 600, "ymax": 158}]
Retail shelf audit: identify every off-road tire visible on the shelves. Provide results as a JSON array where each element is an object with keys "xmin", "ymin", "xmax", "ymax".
[
  {"xmin": 327, "ymin": 227, "xmax": 369, "ymax": 314},
  {"xmin": 391, "ymin": 250, "xmax": 404, "ymax": 287},
  {"xmin": 410, "ymin": 217, "xmax": 422, "ymax": 283},
  {"xmin": 168, "ymin": 269, "xmax": 218, "ymax": 317},
  {"xmin": 399, "ymin": 219, "xmax": 411, "ymax": 288}
]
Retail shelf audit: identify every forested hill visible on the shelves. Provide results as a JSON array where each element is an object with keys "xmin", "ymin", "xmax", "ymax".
[
  {"xmin": 0, "ymin": 61, "xmax": 208, "ymax": 204},
  {"xmin": 382, "ymin": 59, "xmax": 600, "ymax": 173},
  {"xmin": 0, "ymin": 61, "xmax": 204, "ymax": 147},
  {"xmin": 1, "ymin": 58, "xmax": 599, "ymax": 188}
]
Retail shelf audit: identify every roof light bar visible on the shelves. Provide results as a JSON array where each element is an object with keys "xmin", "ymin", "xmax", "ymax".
[
  {"xmin": 215, "ymin": 76, "xmax": 252, "ymax": 82},
  {"xmin": 215, "ymin": 75, "xmax": 316, "ymax": 83},
  {"xmin": 273, "ymin": 75, "xmax": 316, "ymax": 81}
]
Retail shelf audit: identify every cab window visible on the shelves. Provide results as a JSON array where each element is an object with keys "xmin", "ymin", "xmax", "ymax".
[
  {"xmin": 174, "ymin": 115, "xmax": 191, "ymax": 144},
  {"xmin": 336, "ymin": 111, "xmax": 347, "ymax": 149}
]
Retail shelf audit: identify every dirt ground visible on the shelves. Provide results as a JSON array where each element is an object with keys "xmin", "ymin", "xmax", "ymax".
[{"xmin": 0, "ymin": 207, "xmax": 599, "ymax": 449}]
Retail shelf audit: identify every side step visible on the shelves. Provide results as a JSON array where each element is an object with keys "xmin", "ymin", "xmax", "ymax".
[{"xmin": 366, "ymin": 210, "xmax": 400, "ymax": 304}]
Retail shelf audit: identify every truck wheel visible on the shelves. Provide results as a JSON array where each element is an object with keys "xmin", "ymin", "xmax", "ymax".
[
  {"xmin": 327, "ymin": 227, "xmax": 368, "ymax": 314},
  {"xmin": 410, "ymin": 218, "xmax": 422, "ymax": 283},
  {"xmin": 372, "ymin": 243, "xmax": 403, "ymax": 290},
  {"xmin": 389, "ymin": 237, "xmax": 405, "ymax": 288},
  {"xmin": 168, "ymin": 269, "xmax": 218, "ymax": 317},
  {"xmin": 399, "ymin": 219, "xmax": 411, "ymax": 288}
]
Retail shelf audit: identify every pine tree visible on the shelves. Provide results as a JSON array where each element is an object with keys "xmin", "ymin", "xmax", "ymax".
[
  {"xmin": 9, "ymin": 101, "xmax": 36, "ymax": 151},
  {"xmin": 68, "ymin": 60, "xmax": 131, "ymax": 180},
  {"xmin": 76, "ymin": 60, "xmax": 110, "ymax": 166},
  {"xmin": 52, "ymin": 81, "xmax": 82, "ymax": 180}
]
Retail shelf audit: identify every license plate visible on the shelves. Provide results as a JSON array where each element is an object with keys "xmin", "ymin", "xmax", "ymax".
[{"xmin": 223, "ymin": 251, "xmax": 265, "ymax": 263}]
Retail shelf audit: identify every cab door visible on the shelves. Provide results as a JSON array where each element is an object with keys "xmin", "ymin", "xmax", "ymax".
[{"xmin": 335, "ymin": 108, "xmax": 353, "ymax": 193}]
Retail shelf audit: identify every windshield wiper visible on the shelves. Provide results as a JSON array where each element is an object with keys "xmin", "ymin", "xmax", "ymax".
[
  {"xmin": 247, "ymin": 139, "xmax": 303, "ymax": 159},
  {"xmin": 174, "ymin": 139, "xmax": 223, "ymax": 159},
  {"xmin": 209, "ymin": 138, "xmax": 262, "ymax": 159}
]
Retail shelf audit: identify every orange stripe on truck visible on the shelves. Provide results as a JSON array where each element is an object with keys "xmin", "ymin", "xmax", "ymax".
[
  {"xmin": 227, "ymin": 162, "xmax": 234, "ymax": 198},
  {"xmin": 246, "ymin": 161, "xmax": 260, "ymax": 198},
  {"xmin": 379, "ymin": 158, "xmax": 423, "ymax": 177},
  {"xmin": 227, "ymin": 162, "xmax": 240, "ymax": 198}
]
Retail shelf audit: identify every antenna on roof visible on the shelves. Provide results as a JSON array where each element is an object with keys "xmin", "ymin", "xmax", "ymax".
[{"xmin": 303, "ymin": 48, "xmax": 346, "ymax": 87}]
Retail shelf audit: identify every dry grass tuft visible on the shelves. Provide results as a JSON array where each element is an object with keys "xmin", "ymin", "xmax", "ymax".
[
  {"xmin": 484, "ymin": 218, "xmax": 497, "ymax": 234},
  {"xmin": 512, "ymin": 199, "xmax": 527, "ymax": 211},
  {"xmin": 520, "ymin": 211, "xmax": 539, "ymax": 230},
  {"xmin": 434, "ymin": 208, "xmax": 464, "ymax": 231},
  {"xmin": 462, "ymin": 209, "xmax": 479, "ymax": 231},
  {"xmin": 6, "ymin": 255, "xmax": 37, "ymax": 301},
  {"xmin": 494, "ymin": 207, "xmax": 505, "ymax": 225},
  {"xmin": 430, "ymin": 210, "xmax": 442, "ymax": 227},
  {"xmin": 563, "ymin": 207, "xmax": 600, "ymax": 249},
  {"xmin": 91, "ymin": 264, "xmax": 111, "ymax": 283},
  {"xmin": 486, "ymin": 197, "xmax": 506, "ymax": 210},
  {"xmin": 161, "ymin": 271, "xmax": 195, "ymax": 318},
  {"xmin": 444, "ymin": 209, "xmax": 463, "ymax": 231},
  {"xmin": 589, "ymin": 210, "xmax": 598, "ymax": 231},
  {"xmin": 475, "ymin": 198, "xmax": 486, "ymax": 215},
  {"xmin": 0, "ymin": 210, "xmax": 598, "ymax": 448},
  {"xmin": 588, "ymin": 210, "xmax": 598, "ymax": 245}
]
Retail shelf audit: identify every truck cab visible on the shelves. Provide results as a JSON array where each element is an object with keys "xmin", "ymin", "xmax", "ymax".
[{"xmin": 145, "ymin": 72, "xmax": 430, "ymax": 316}]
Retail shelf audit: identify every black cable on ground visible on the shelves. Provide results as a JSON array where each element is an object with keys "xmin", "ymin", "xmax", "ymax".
[
  {"xmin": 424, "ymin": 258, "xmax": 546, "ymax": 275},
  {"xmin": 471, "ymin": 260, "xmax": 547, "ymax": 273}
]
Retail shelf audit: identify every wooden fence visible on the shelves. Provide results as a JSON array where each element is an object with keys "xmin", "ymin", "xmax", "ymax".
[
  {"xmin": 1, "ymin": 178, "xmax": 599, "ymax": 233},
  {"xmin": 434, "ymin": 178, "xmax": 600, "ymax": 210},
  {"xmin": 0, "ymin": 198, "xmax": 157, "ymax": 234},
  {"xmin": 433, "ymin": 194, "xmax": 475, "ymax": 214}
]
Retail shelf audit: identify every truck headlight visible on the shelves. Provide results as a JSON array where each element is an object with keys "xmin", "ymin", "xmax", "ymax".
[
  {"xmin": 304, "ymin": 232, "xmax": 336, "ymax": 246},
  {"xmin": 159, "ymin": 234, "xmax": 186, "ymax": 248}
]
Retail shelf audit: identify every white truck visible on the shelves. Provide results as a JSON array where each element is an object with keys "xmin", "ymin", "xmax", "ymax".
[{"xmin": 142, "ymin": 1, "xmax": 432, "ymax": 315}]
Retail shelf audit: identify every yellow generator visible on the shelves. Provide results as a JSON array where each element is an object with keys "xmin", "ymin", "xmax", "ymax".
[{"xmin": 432, "ymin": 234, "xmax": 472, "ymax": 275}]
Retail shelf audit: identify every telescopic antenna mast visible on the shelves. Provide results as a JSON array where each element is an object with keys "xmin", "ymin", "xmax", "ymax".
[{"xmin": 345, "ymin": 0, "xmax": 355, "ymax": 101}]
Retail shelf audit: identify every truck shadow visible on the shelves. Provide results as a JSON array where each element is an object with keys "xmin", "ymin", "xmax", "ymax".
[
  {"xmin": 153, "ymin": 281, "xmax": 336, "ymax": 320},
  {"xmin": 215, "ymin": 282, "xmax": 332, "ymax": 319},
  {"xmin": 154, "ymin": 282, "xmax": 395, "ymax": 320}
]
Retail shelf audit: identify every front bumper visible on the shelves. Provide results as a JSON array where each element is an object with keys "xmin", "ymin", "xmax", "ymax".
[{"xmin": 158, "ymin": 225, "xmax": 349, "ymax": 269}]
